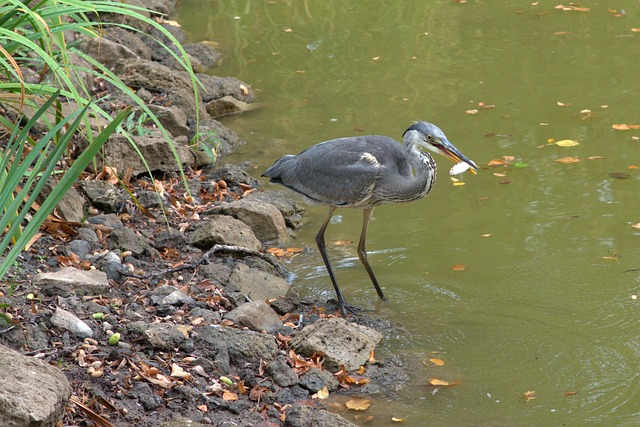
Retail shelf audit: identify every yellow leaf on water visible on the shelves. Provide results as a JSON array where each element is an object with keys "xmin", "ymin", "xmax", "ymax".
[
  {"xmin": 392, "ymin": 416, "xmax": 408, "ymax": 422},
  {"xmin": 429, "ymin": 358, "xmax": 445, "ymax": 366},
  {"xmin": 428, "ymin": 378, "xmax": 461, "ymax": 387},
  {"xmin": 632, "ymin": 223, "xmax": 640, "ymax": 229},
  {"xmin": 345, "ymin": 398, "xmax": 371, "ymax": 411},
  {"xmin": 555, "ymin": 139, "xmax": 580, "ymax": 147}
]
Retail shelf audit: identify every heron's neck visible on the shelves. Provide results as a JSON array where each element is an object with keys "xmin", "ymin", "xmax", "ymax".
[{"xmin": 409, "ymin": 148, "xmax": 437, "ymax": 198}]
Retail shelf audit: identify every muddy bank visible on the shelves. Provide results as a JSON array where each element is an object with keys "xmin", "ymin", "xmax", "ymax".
[{"xmin": 0, "ymin": 1, "xmax": 410, "ymax": 426}]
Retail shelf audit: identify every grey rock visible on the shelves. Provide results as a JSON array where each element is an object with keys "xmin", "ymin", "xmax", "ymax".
[
  {"xmin": 150, "ymin": 285, "xmax": 195, "ymax": 306},
  {"xmin": 206, "ymin": 96, "xmax": 260, "ymax": 119},
  {"xmin": 144, "ymin": 323, "xmax": 188, "ymax": 351},
  {"xmin": 189, "ymin": 215, "xmax": 261, "ymax": 251},
  {"xmin": 198, "ymin": 74, "xmax": 255, "ymax": 103},
  {"xmin": 77, "ymin": 227, "xmax": 100, "ymax": 248},
  {"xmin": 37, "ymin": 267, "xmax": 110, "ymax": 297},
  {"xmin": 37, "ymin": 180, "xmax": 86, "ymax": 223},
  {"xmin": 78, "ymin": 180, "xmax": 122, "ymax": 213},
  {"xmin": 193, "ymin": 325, "xmax": 278, "ymax": 373},
  {"xmin": 298, "ymin": 367, "xmax": 340, "ymax": 392},
  {"xmin": 269, "ymin": 288, "xmax": 301, "ymax": 315},
  {"xmin": 154, "ymin": 229, "xmax": 185, "ymax": 249},
  {"xmin": 183, "ymin": 42, "xmax": 222, "ymax": 71},
  {"xmin": 246, "ymin": 190, "xmax": 306, "ymax": 229},
  {"xmin": 107, "ymin": 228, "xmax": 151, "ymax": 257},
  {"xmin": 284, "ymin": 404, "xmax": 357, "ymax": 427},
  {"xmin": 216, "ymin": 199, "xmax": 288, "ymax": 243},
  {"xmin": 0, "ymin": 344, "xmax": 71, "ymax": 427},
  {"xmin": 137, "ymin": 190, "xmax": 164, "ymax": 209},
  {"xmin": 87, "ymin": 213, "xmax": 123, "ymax": 229},
  {"xmin": 118, "ymin": 58, "xmax": 204, "ymax": 119},
  {"xmin": 161, "ymin": 419, "xmax": 209, "ymax": 427},
  {"xmin": 224, "ymin": 301, "xmax": 282, "ymax": 333},
  {"xmin": 290, "ymin": 317, "xmax": 383, "ymax": 372},
  {"xmin": 50, "ymin": 307, "xmax": 93, "ymax": 339},
  {"xmin": 144, "ymin": 104, "xmax": 189, "ymax": 137},
  {"xmin": 189, "ymin": 307, "xmax": 221, "ymax": 324},
  {"xmin": 82, "ymin": 36, "xmax": 141, "ymax": 70},
  {"xmin": 100, "ymin": 133, "xmax": 198, "ymax": 177},
  {"xmin": 65, "ymin": 240, "xmax": 92, "ymax": 259},
  {"xmin": 273, "ymin": 385, "xmax": 309, "ymax": 405},
  {"xmin": 227, "ymin": 263, "xmax": 289, "ymax": 302},
  {"xmin": 266, "ymin": 355, "xmax": 298, "ymax": 387}
]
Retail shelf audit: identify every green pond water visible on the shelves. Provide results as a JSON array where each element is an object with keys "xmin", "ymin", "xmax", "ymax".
[{"xmin": 174, "ymin": 1, "xmax": 640, "ymax": 425}]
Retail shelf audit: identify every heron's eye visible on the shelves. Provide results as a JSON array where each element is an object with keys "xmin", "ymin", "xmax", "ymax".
[{"xmin": 426, "ymin": 134, "xmax": 433, "ymax": 141}]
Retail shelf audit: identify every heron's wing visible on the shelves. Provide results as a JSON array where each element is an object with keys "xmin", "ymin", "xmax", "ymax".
[{"xmin": 266, "ymin": 136, "xmax": 405, "ymax": 206}]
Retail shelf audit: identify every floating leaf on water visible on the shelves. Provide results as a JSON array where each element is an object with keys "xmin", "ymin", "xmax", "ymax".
[
  {"xmin": 563, "ymin": 391, "xmax": 579, "ymax": 396},
  {"xmin": 522, "ymin": 390, "xmax": 536, "ymax": 402},
  {"xmin": 555, "ymin": 139, "xmax": 580, "ymax": 147},
  {"xmin": 451, "ymin": 264, "xmax": 466, "ymax": 271},
  {"xmin": 514, "ymin": 162, "xmax": 529, "ymax": 168},
  {"xmin": 555, "ymin": 156, "xmax": 580, "ymax": 164},
  {"xmin": 427, "ymin": 378, "xmax": 461, "ymax": 387},
  {"xmin": 588, "ymin": 156, "xmax": 606, "ymax": 160},
  {"xmin": 345, "ymin": 398, "xmax": 371, "ymax": 411},
  {"xmin": 392, "ymin": 416, "xmax": 408, "ymax": 422},
  {"xmin": 488, "ymin": 159, "xmax": 507, "ymax": 167},
  {"xmin": 608, "ymin": 172, "xmax": 631, "ymax": 179},
  {"xmin": 612, "ymin": 123, "xmax": 640, "ymax": 130},
  {"xmin": 465, "ymin": 109, "xmax": 479, "ymax": 115},
  {"xmin": 631, "ymin": 223, "xmax": 640, "ymax": 229},
  {"xmin": 429, "ymin": 358, "xmax": 445, "ymax": 366}
]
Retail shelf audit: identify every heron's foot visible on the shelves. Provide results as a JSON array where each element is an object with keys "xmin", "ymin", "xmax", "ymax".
[{"xmin": 328, "ymin": 299, "xmax": 369, "ymax": 317}]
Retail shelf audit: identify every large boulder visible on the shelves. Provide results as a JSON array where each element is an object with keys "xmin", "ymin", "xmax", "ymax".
[
  {"xmin": 36, "ymin": 267, "xmax": 110, "ymax": 297},
  {"xmin": 214, "ymin": 199, "xmax": 289, "ymax": 242},
  {"xmin": 290, "ymin": 318, "xmax": 383, "ymax": 372},
  {"xmin": 0, "ymin": 344, "xmax": 71, "ymax": 427},
  {"xmin": 188, "ymin": 215, "xmax": 262, "ymax": 251},
  {"xmin": 193, "ymin": 325, "xmax": 278, "ymax": 373},
  {"xmin": 227, "ymin": 263, "xmax": 289, "ymax": 302}
]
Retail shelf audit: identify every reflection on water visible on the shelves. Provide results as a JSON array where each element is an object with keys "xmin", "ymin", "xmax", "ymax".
[{"xmin": 175, "ymin": 1, "xmax": 640, "ymax": 425}]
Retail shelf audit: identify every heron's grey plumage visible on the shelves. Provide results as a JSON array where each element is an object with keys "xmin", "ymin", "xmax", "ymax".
[{"xmin": 263, "ymin": 121, "xmax": 477, "ymax": 315}]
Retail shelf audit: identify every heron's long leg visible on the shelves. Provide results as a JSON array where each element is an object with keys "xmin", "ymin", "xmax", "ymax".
[
  {"xmin": 315, "ymin": 206, "xmax": 350, "ymax": 315},
  {"xmin": 358, "ymin": 207, "xmax": 386, "ymax": 301}
]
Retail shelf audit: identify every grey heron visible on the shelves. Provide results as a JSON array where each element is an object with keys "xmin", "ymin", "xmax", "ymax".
[{"xmin": 263, "ymin": 121, "xmax": 478, "ymax": 315}]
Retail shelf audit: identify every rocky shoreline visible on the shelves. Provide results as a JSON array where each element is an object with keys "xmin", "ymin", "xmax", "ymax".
[{"xmin": 0, "ymin": 1, "xmax": 409, "ymax": 426}]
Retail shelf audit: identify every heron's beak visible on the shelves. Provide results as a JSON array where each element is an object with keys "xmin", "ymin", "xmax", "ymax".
[{"xmin": 439, "ymin": 139, "xmax": 478, "ymax": 175}]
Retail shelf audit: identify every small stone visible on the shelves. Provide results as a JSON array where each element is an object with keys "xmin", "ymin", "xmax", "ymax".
[{"xmin": 50, "ymin": 307, "xmax": 93, "ymax": 339}]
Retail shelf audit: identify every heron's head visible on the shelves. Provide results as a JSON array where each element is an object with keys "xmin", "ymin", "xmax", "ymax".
[{"xmin": 403, "ymin": 121, "xmax": 478, "ymax": 174}]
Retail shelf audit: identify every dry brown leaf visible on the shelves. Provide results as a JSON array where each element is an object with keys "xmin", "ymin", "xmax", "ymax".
[
  {"xmin": 631, "ymin": 223, "xmax": 640, "ymax": 229},
  {"xmin": 392, "ymin": 416, "xmax": 408, "ymax": 422},
  {"xmin": 345, "ymin": 398, "xmax": 371, "ymax": 411},
  {"xmin": 563, "ymin": 390, "xmax": 579, "ymax": 396},
  {"xmin": 451, "ymin": 264, "xmax": 466, "ymax": 271},
  {"xmin": 465, "ymin": 109, "xmax": 479, "ymax": 115},
  {"xmin": 170, "ymin": 363, "xmax": 191, "ymax": 380},
  {"xmin": 522, "ymin": 390, "xmax": 536, "ymax": 402},
  {"xmin": 555, "ymin": 156, "xmax": 580, "ymax": 164},
  {"xmin": 222, "ymin": 390, "xmax": 238, "ymax": 401}
]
